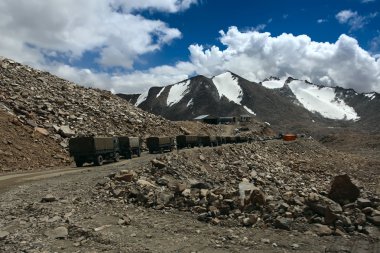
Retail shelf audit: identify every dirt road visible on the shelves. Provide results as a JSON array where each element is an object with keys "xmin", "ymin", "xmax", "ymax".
[{"xmin": 0, "ymin": 152, "xmax": 379, "ymax": 253}]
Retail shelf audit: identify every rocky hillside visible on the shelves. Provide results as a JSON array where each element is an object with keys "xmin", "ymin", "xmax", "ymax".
[
  {"xmin": 0, "ymin": 57, "xmax": 224, "ymax": 172},
  {"xmin": 98, "ymin": 139, "xmax": 380, "ymax": 237},
  {"xmin": 119, "ymin": 72, "xmax": 380, "ymax": 133}
]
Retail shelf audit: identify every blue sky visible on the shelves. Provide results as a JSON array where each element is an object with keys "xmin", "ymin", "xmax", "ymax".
[
  {"xmin": 0, "ymin": 0, "xmax": 379, "ymax": 93},
  {"xmin": 135, "ymin": 0, "xmax": 380, "ymax": 69}
]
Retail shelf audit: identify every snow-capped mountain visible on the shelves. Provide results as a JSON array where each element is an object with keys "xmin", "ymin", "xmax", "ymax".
[{"xmin": 118, "ymin": 72, "xmax": 379, "ymax": 132}]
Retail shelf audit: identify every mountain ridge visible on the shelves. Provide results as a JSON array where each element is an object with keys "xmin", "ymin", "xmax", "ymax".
[{"xmin": 118, "ymin": 71, "xmax": 380, "ymax": 133}]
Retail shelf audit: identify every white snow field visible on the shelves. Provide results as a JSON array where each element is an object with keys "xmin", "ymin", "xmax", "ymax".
[
  {"xmin": 135, "ymin": 90, "xmax": 149, "ymax": 106},
  {"xmin": 166, "ymin": 80, "xmax": 191, "ymax": 106},
  {"xmin": 212, "ymin": 72, "xmax": 243, "ymax": 105},
  {"xmin": 288, "ymin": 80, "xmax": 359, "ymax": 120},
  {"xmin": 261, "ymin": 76, "xmax": 288, "ymax": 89}
]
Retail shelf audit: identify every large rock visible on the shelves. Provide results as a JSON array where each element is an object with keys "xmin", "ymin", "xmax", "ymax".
[
  {"xmin": 306, "ymin": 193, "xmax": 342, "ymax": 219},
  {"xmin": 58, "ymin": 125, "xmax": 75, "ymax": 137},
  {"xmin": 328, "ymin": 174, "xmax": 360, "ymax": 205},
  {"xmin": 239, "ymin": 181, "xmax": 266, "ymax": 208}
]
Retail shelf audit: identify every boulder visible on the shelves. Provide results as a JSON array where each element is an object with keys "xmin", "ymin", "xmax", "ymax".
[
  {"xmin": 328, "ymin": 174, "xmax": 360, "ymax": 205},
  {"xmin": 58, "ymin": 125, "xmax": 75, "ymax": 137}
]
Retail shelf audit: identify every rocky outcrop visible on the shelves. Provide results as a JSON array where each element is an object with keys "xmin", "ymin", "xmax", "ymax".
[{"xmin": 97, "ymin": 139, "xmax": 380, "ymax": 236}]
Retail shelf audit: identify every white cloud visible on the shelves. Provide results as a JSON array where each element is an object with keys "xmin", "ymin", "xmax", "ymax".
[
  {"xmin": 335, "ymin": 9, "xmax": 377, "ymax": 31},
  {"xmin": 112, "ymin": 0, "xmax": 198, "ymax": 13},
  {"xmin": 53, "ymin": 27, "xmax": 380, "ymax": 94},
  {"xmin": 361, "ymin": 0, "xmax": 375, "ymax": 3},
  {"xmin": 317, "ymin": 19, "xmax": 327, "ymax": 23},
  {"xmin": 0, "ymin": 1, "xmax": 379, "ymax": 94},
  {"xmin": 0, "ymin": 0, "xmax": 188, "ymax": 70},
  {"xmin": 186, "ymin": 27, "xmax": 380, "ymax": 93}
]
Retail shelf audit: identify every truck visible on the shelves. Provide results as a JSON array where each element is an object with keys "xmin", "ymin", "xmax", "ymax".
[
  {"xmin": 176, "ymin": 135, "xmax": 199, "ymax": 149},
  {"xmin": 146, "ymin": 136, "xmax": 174, "ymax": 154},
  {"xmin": 198, "ymin": 135, "xmax": 218, "ymax": 147},
  {"xmin": 117, "ymin": 136, "xmax": 141, "ymax": 159},
  {"xmin": 69, "ymin": 136, "xmax": 120, "ymax": 167}
]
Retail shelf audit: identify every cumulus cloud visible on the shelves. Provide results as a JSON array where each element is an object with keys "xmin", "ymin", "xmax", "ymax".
[
  {"xmin": 335, "ymin": 9, "xmax": 377, "ymax": 31},
  {"xmin": 0, "ymin": 1, "xmax": 379, "ymax": 94},
  {"xmin": 0, "ymin": 0, "xmax": 187, "ymax": 69},
  {"xmin": 49, "ymin": 26, "xmax": 380, "ymax": 94},
  {"xmin": 186, "ymin": 27, "xmax": 380, "ymax": 93},
  {"xmin": 112, "ymin": 0, "xmax": 198, "ymax": 13}
]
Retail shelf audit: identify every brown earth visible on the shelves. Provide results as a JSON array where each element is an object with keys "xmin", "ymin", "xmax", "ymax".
[
  {"xmin": 0, "ymin": 109, "xmax": 69, "ymax": 173},
  {"xmin": 0, "ymin": 152, "xmax": 379, "ymax": 253}
]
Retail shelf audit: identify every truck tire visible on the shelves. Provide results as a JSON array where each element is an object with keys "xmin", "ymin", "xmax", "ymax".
[
  {"xmin": 94, "ymin": 155, "xmax": 104, "ymax": 166},
  {"xmin": 114, "ymin": 152, "xmax": 120, "ymax": 162},
  {"xmin": 137, "ymin": 148, "xmax": 141, "ymax": 157},
  {"xmin": 75, "ymin": 160, "xmax": 84, "ymax": 167},
  {"xmin": 126, "ymin": 151, "xmax": 132, "ymax": 159}
]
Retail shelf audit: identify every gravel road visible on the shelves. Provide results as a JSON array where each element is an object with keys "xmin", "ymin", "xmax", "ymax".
[{"xmin": 0, "ymin": 152, "xmax": 379, "ymax": 253}]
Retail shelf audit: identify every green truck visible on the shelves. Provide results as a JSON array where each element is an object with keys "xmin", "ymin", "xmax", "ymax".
[
  {"xmin": 176, "ymin": 135, "xmax": 199, "ymax": 149},
  {"xmin": 117, "ymin": 136, "xmax": 141, "ymax": 159},
  {"xmin": 146, "ymin": 136, "xmax": 174, "ymax": 154},
  {"xmin": 69, "ymin": 136, "xmax": 120, "ymax": 167}
]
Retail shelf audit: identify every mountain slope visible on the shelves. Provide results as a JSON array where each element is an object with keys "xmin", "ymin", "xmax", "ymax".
[{"xmin": 119, "ymin": 72, "xmax": 379, "ymax": 132}]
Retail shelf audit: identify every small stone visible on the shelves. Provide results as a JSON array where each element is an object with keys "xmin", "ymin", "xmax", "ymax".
[
  {"xmin": 312, "ymin": 224, "xmax": 332, "ymax": 236},
  {"xmin": 199, "ymin": 155, "xmax": 206, "ymax": 161},
  {"xmin": 367, "ymin": 215, "xmax": 380, "ymax": 226},
  {"xmin": 291, "ymin": 243, "xmax": 300, "ymax": 249},
  {"xmin": 261, "ymin": 238, "xmax": 270, "ymax": 244},
  {"xmin": 41, "ymin": 194, "xmax": 57, "ymax": 203},
  {"xmin": 0, "ymin": 231, "xmax": 10, "ymax": 240},
  {"xmin": 115, "ymin": 170, "xmax": 136, "ymax": 182},
  {"xmin": 35, "ymin": 127, "xmax": 49, "ymax": 136},
  {"xmin": 58, "ymin": 125, "xmax": 75, "ymax": 137},
  {"xmin": 356, "ymin": 198, "xmax": 372, "ymax": 208},
  {"xmin": 49, "ymin": 227, "xmax": 68, "ymax": 239},
  {"xmin": 273, "ymin": 217, "xmax": 292, "ymax": 230}
]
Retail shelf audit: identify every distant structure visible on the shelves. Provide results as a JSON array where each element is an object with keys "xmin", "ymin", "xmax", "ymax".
[{"xmin": 194, "ymin": 114, "xmax": 252, "ymax": 124}]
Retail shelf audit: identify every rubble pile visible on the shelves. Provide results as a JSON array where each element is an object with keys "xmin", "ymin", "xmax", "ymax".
[
  {"xmin": 0, "ymin": 58, "xmax": 221, "ymax": 147},
  {"xmin": 0, "ymin": 58, "xmax": 225, "ymax": 171},
  {"xmin": 0, "ymin": 109, "xmax": 69, "ymax": 172},
  {"xmin": 97, "ymin": 139, "xmax": 380, "ymax": 237}
]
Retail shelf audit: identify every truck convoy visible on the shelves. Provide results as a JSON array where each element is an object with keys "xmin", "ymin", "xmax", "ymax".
[{"xmin": 69, "ymin": 133, "xmax": 291, "ymax": 167}]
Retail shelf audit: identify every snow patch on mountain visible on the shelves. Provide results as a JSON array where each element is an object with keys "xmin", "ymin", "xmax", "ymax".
[
  {"xmin": 288, "ymin": 80, "xmax": 359, "ymax": 120},
  {"xmin": 135, "ymin": 90, "xmax": 149, "ymax": 106},
  {"xmin": 167, "ymin": 80, "xmax": 191, "ymax": 107},
  {"xmin": 212, "ymin": 72, "xmax": 243, "ymax": 104},
  {"xmin": 261, "ymin": 76, "xmax": 288, "ymax": 89},
  {"xmin": 364, "ymin": 93, "xmax": 376, "ymax": 100},
  {"xmin": 243, "ymin": 105, "xmax": 256, "ymax": 115},
  {"xmin": 187, "ymin": 98, "xmax": 193, "ymax": 107},
  {"xmin": 156, "ymin": 87, "xmax": 165, "ymax": 98}
]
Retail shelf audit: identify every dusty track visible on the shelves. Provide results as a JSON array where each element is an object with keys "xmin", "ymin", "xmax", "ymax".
[{"xmin": 1, "ymin": 150, "xmax": 379, "ymax": 252}]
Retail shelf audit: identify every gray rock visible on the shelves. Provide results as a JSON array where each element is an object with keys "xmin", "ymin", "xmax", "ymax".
[
  {"xmin": 41, "ymin": 194, "xmax": 57, "ymax": 202},
  {"xmin": 312, "ymin": 224, "xmax": 332, "ymax": 236},
  {"xmin": 48, "ymin": 226, "xmax": 68, "ymax": 239},
  {"xmin": 367, "ymin": 215, "xmax": 380, "ymax": 226},
  {"xmin": 0, "ymin": 231, "xmax": 9, "ymax": 240},
  {"xmin": 273, "ymin": 217, "xmax": 292, "ymax": 230},
  {"xmin": 58, "ymin": 125, "xmax": 75, "ymax": 137},
  {"xmin": 356, "ymin": 198, "xmax": 372, "ymax": 208}
]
